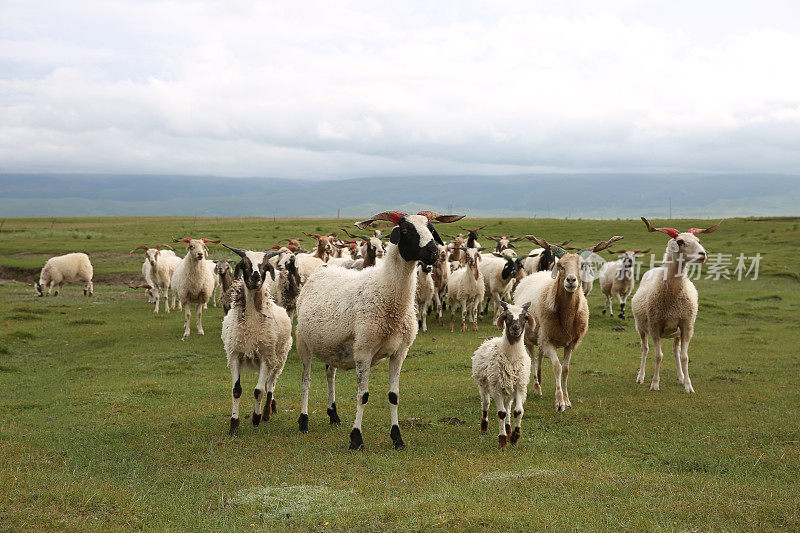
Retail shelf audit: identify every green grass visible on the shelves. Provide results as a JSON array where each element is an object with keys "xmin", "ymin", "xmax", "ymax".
[{"xmin": 1, "ymin": 216, "xmax": 799, "ymax": 531}]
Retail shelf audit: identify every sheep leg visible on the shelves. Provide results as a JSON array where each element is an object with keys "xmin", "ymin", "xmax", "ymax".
[
  {"xmin": 510, "ymin": 386, "xmax": 525, "ymax": 445},
  {"xmin": 606, "ymin": 295, "xmax": 614, "ymax": 316},
  {"xmin": 298, "ymin": 341, "xmax": 311, "ymax": 433},
  {"xmin": 679, "ymin": 325, "xmax": 695, "ymax": 393},
  {"xmin": 420, "ymin": 302, "xmax": 428, "ymax": 333},
  {"xmin": 673, "ymin": 338, "xmax": 684, "ymax": 385},
  {"xmin": 493, "ymin": 393, "xmax": 509, "ymax": 450},
  {"xmin": 181, "ymin": 302, "xmax": 191, "ymax": 340},
  {"xmin": 636, "ymin": 329, "xmax": 648, "ymax": 384},
  {"xmin": 616, "ymin": 294, "xmax": 625, "ymax": 319},
  {"xmin": 154, "ymin": 287, "xmax": 161, "ymax": 314},
  {"xmin": 387, "ymin": 351, "xmax": 406, "ymax": 450},
  {"xmin": 472, "ymin": 302, "xmax": 480, "ymax": 331},
  {"xmin": 562, "ymin": 344, "xmax": 574, "ymax": 409},
  {"xmin": 460, "ymin": 300, "xmax": 468, "ymax": 332},
  {"xmin": 229, "ymin": 359, "xmax": 242, "ymax": 436},
  {"xmin": 163, "ymin": 285, "xmax": 170, "ymax": 313},
  {"xmin": 479, "ymin": 387, "xmax": 490, "ymax": 434},
  {"xmin": 325, "ymin": 364, "xmax": 340, "ymax": 425},
  {"xmin": 350, "ymin": 358, "xmax": 372, "ymax": 450},
  {"xmin": 433, "ymin": 292, "xmax": 442, "ymax": 325},
  {"xmin": 542, "ymin": 344, "xmax": 565, "ymax": 411},
  {"xmin": 650, "ymin": 336, "xmax": 663, "ymax": 391},
  {"xmin": 449, "ymin": 301, "xmax": 456, "ymax": 332},
  {"xmin": 252, "ymin": 358, "xmax": 268, "ymax": 426},
  {"xmin": 195, "ymin": 303, "xmax": 205, "ymax": 335},
  {"xmin": 602, "ymin": 294, "xmax": 610, "ymax": 315},
  {"xmin": 503, "ymin": 395, "xmax": 512, "ymax": 436}
]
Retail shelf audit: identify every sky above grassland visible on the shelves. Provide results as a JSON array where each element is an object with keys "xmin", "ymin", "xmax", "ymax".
[{"xmin": 1, "ymin": 0, "xmax": 800, "ymax": 179}]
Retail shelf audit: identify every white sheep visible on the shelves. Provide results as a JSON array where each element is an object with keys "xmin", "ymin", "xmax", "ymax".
[
  {"xmin": 221, "ymin": 246, "xmax": 292, "ymax": 436},
  {"xmin": 472, "ymin": 301, "xmax": 534, "ymax": 450},
  {"xmin": 515, "ymin": 235, "xmax": 621, "ymax": 411},
  {"xmin": 295, "ymin": 210, "xmax": 464, "ymax": 450},
  {"xmin": 479, "ymin": 252, "xmax": 520, "ymax": 320},
  {"xmin": 130, "ymin": 244, "xmax": 177, "ymax": 313},
  {"xmin": 35, "ymin": 252, "xmax": 93, "ymax": 297},
  {"xmin": 415, "ymin": 262, "xmax": 435, "ymax": 333},
  {"xmin": 431, "ymin": 245, "xmax": 450, "ymax": 325},
  {"xmin": 293, "ymin": 253, "xmax": 325, "ymax": 283},
  {"xmin": 598, "ymin": 248, "xmax": 649, "ymax": 319},
  {"xmin": 632, "ymin": 218, "xmax": 722, "ymax": 393},
  {"xmin": 447, "ymin": 247, "xmax": 485, "ymax": 332},
  {"xmin": 171, "ymin": 237, "xmax": 220, "ymax": 340}
]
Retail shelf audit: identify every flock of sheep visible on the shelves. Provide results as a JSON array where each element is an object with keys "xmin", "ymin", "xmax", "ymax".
[{"xmin": 34, "ymin": 212, "xmax": 722, "ymax": 450}]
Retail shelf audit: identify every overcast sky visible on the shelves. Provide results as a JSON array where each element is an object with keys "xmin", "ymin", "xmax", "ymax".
[{"xmin": 2, "ymin": 0, "xmax": 799, "ymax": 179}]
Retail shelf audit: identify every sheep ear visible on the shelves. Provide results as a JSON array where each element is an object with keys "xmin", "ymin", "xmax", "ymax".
[
  {"xmin": 668, "ymin": 240, "xmax": 680, "ymax": 253},
  {"xmin": 526, "ymin": 312, "xmax": 535, "ymax": 330},
  {"xmin": 551, "ymin": 265, "xmax": 559, "ymax": 279},
  {"xmin": 496, "ymin": 313, "xmax": 505, "ymax": 331},
  {"xmin": 233, "ymin": 261, "xmax": 243, "ymax": 280},
  {"xmin": 390, "ymin": 226, "xmax": 400, "ymax": 244}
]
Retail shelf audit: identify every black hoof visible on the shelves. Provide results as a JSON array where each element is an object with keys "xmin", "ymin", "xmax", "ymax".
[
  {"xmin": 229, "ymin": 417, "xmax": 239, "ymax": 436},
  {"xmin": 349, "ymin": 428, "xmax": 364, "ymax": 450},
  {"xmin": 252, "ymin": 412, "xmax": 261, "ymax": 426},
  {"xmin": 510, "ymin": 427, "xmax": 521, "ymax": 445},
  {"xmin": 298, "ymin": 413, "xmax": 309, "ymax": 433},
  {"xmin": 390, "ymin": 424, "xmax": 405, "ymax": 450},
  {"xmin": 480, "ymin": 419, "xmax": 488, "ymax": 433},
  {"xmin": 264, "ymin": 391, "xmax": 273, "ymax": 421},
  {"xmin": 327, "ymin": 402, "xmax": 341, "ymax": 425},
  {"xmin": 271, "ymin": 397, "xmax": 277, "ymax": 414},
  {"xmin": 618, "ymin": 313, "xmax": 625, "ymax": 319},
  {"xmin": 602, "ymin": 309, "xmax": 606, "ymax": 315}
]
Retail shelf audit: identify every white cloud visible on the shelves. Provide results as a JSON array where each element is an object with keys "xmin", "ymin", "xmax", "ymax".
[{"xmin": 1, "ymin": 0, "xmax": 800, "ymax": 178}]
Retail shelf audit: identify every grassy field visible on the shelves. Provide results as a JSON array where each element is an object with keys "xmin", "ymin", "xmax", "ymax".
[{"xmin": 1, "ymin": 216, "xmax": 798, "ymax": 531}]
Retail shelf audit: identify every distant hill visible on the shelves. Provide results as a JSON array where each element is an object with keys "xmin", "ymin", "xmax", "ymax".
[{"xmin": 1, "ymin": 173, "xmax": 798, "ymax": 218}]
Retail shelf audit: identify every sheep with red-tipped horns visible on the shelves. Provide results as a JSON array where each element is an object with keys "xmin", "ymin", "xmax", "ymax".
[
  {"xmin": 171, "ymin": 237, "xmax": 220, "ymax": 340},
  {"xmin": 632, "ymin": 218, "xmax": 723, "ymax": 393}
]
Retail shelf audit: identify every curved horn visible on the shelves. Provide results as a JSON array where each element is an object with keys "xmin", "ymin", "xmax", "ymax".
[
  {"xmin": 221, "ymin": 243, "xmax": 247, "ymax": 258},
  {"xmin": 302, "ymin": 231, "xmax": 322, "ymax": 239},
  {"xmin": 633, "ymin": 248, "xmax": 651, "ymax": 254},
  {"xmin": 687, "ymin": 220, "xmax": 724, "ymax": 235},
  {"xmin": 525, "ymin": 235, "xmax": 552, "ymax": 249},
  {"xmin": 608, "ymin": 249, "xmax": 627, "ymax": 254},
  {"xmin": 172, "ymin": 237, "xmax": 192, "ymax": 243},
  {"xmin": 340, "ymin": 228, "xmax": 368, "ymax": 240},
  {"xmin": 200, "ymin": 238, "xmax": 220, "ymax": 244},
  {"xmin": 354, "ymin": 211, "xmax": 407, "ymax": 229},
  {"xmin": 416, "ymin": 211, "xmax": 466, "ymax": 223},
  {"xmin": 154, "ymin": 243, "xmax": 173, "ymax": 250},
  {"xmin": 129, "ymin": 245, "xmax": 149, "ymax": 254},
  {"xmin": 589, "ymin": 236, "xmax": 624, "ymax": 253},
  {"xmin": 641, "ymin": 217, "xmax": 680, "ymax": 239}
]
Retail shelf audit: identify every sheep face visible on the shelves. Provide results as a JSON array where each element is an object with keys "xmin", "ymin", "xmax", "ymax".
[
  {"xmin": 496, "ymin": 301, "xmax": 533, "ymax": 344},
  {"xmin": 553, "ymin": 254, "xmax": 583, "ymax": 292},
  {"xmin": 145, "ymin": 248, "xmax": 161, "ymax": 268},
  {"xmin": 184, "ymin": 239, "xmax": 208, "ymax": 261},
  {"xmin": 390, "ymin": 215, "xmax": 442, "ymax": 265},
  {"xmin": 369, "ymin": 237, "xmax": 385, "ymax": 258},
  {"xmin": 501, "ymin": 257, "xmax": 518, "ymax": 280},
  {"xmin": 234, "ymin": 251, "xmax": 276, "ymax": 291},
  {"xmin": 669, "ymin": 233, "xmax": 707, "ymax": 264},
  {"xmin": 214, "ymin": 260, "xmax": 232, "ymax": 277}
]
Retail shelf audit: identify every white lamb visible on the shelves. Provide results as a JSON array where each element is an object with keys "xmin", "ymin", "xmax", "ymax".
[
  {"xmin": 35, "ymin": 252, "xmax": 93, "ymax": 297},
  {"xmin": 295, "ymin": 210, "xmax": 464, "ymax": 450},
  {"xmin": 171, "ymin": 237, "xmax": 219, "ymax": 340},
  {"xmin": 472, "ymin": 302, "xmax": 534, "ymax": 450},
  {"xmin": 415, "ymin": 262, "xmax": 435, "ymax": 333},
  {"xmin": 632, "ymin": 218, "xmax": 722, "ymax": 393},
  {"xmin": 447, "ymin": 247, "xmax": 485, "ymax": 332},
  {"xmin": 598, "ymin": 248, "xmax": 649, "ymax": 319},
  {"xmin": 221, "ymin": 245, "xmax": 292, "ymax": 436},
  {"xmin": 130, "ymin": 244, "xmax": 177, "ymax": 313}
]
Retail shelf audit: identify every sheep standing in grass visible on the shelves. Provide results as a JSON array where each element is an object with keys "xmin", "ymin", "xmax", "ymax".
[
  {"xmin": 415, "ymin": 262, "xmax": 435, "ymax": 333},
  {"xmin": 221, "ymin": 246, "xmax": 292, "ymax": 436},
  {"xmin": 479, "ymin": 253, "xmax": 519, "ymax": 320},
  {"xmin": 633, "ymin": 218, "xmax": 722, "ymax": 393},
  {"xmin": 35, "ymin": 252, "xmax": 94, "ymax": 297},
  {"xmin": 599, "ymin": 248, "xmax": 649, "ymax": 319},
  {"xmin": 472, "ymin": 302, "xmax": 534, "ymax": 450},
  {"xmin": 515, "ymin": 235, "xmax": 622, "ymax": 411},
  {"xmin": 447, "ymin": 247, "xmax": 485, "ymax": 332},
  {"xmin": 171, "ymin": 237, "xmax": 220, "ymax": 340},
  {"xmin": 431, "ymin": 245, "xmax": 450, "ymax": 325},
  {"xmin": 295, "ymin": 210, "xmax": 464, "ymax": 450},
  {"xmin": 130, "ymin": 244, "xmax": 176, "ymax": 313}
]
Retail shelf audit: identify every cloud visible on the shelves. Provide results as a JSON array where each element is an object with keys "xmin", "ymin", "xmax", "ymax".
[{"xmin": 1, "ymin": 0, "xmax": 800, "ymax": 178}]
